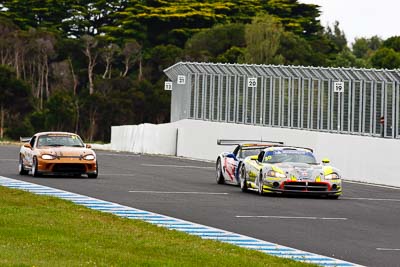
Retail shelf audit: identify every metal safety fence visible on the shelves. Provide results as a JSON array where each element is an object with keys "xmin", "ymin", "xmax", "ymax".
[{"xmin": 164, "ymin": 62, "xmax": 400, "ymax": 138}]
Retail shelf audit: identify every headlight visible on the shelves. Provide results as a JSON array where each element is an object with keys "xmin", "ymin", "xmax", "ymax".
[
  {"xmin": 325, "ymin": 173, "xmax": 340, "ymax": 180},
  {"xmin": 266, "ymin": 170, "xmax": 286, "ymax": 178},
  {"xmin": 83, "ymin": 154, "xmax": 95, "ymax": 160},
  {"xmin": 41, "ymin": 154, "xmax": 56, "ymax": 160}
]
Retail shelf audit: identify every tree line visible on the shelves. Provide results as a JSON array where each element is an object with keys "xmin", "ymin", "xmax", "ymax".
[{"xmin": 0, "ymin": 0, "xmax": 399, "ymax": 142}]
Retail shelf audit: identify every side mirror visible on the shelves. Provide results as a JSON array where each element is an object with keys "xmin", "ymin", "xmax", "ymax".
[
  {"xmin": 322, "ymin": 158, "xmax": 330, "ymax": 164},
  {"xmin": 23, "ymin": 143, "xmax": 32, "ymax": 149},
  {"xmin": 86, "ymin": 144, "xmax": 92, "ymax": 149}
]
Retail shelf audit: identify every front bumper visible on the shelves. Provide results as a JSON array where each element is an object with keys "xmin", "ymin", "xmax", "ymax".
[
  {"xmin": 37, "ymin": 158, "xmax": 97, "ymax": 175},
  {"xmin": 262, "ymin": 181, "xmax": 342, "ymax": 195}
]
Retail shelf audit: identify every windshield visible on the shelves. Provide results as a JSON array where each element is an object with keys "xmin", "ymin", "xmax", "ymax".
[
  {"xmin": 37, "ymin": 134, "xmax": 84, "ymax": 148},
  {"xmin": 263, "ymin": 149, "xmax": 317, "ymax": 164},
  {"xmin": 239, "ymin": 147, "xmax": 265, "ymax": 158}
]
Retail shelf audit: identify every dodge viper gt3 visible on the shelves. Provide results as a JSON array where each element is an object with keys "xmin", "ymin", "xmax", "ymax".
[
  {"xmin": 18, "ymin": 132, "xmax": 98, "ymax": 178},
  {"xmin": 239, "ymin": 146, "xmax": 341, "ymax": 199},
  {"xmin": 215, "ymin": 139, "xmax": 284, "ymax": 185}
]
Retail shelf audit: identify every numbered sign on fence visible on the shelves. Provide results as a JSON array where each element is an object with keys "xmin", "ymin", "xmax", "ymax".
[
  {"xmin": 334, "ymin": 81, "xmax": 344, "ymax": 93},
  {"xmin": 164, "ymin": 81, "xmax": 172, "ymax": 91},
  {"xmin": 247, "ymin": 77, "xmax": 257, "ymax": 87},
  {"xmin": 177, "ymin": 75, "xmax": 186, "ymax": 85}
]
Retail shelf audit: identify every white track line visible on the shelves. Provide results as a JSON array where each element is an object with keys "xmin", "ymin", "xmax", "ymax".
[
  {"xmin": 344, "ymin": 180, "xmax": 400, "ymax": 190},
  {"xmin": 129, "ymin": 190, "xmax": 228, "ymax": 195},
  {"xmin": 236, "ymin": 215, "xmax": 347, "ymax": 220},
  {"xmin": 101, "ymin": 173, "xmax": 137, "ymax": 177},
  {"xmin": 376, "ymin": 248, "xmax": 400, "ymax": 251},
  {"xmin": 342, "ymin": 197, "xmax": 400, "ymax": 202},
  {"xmin": 141, "ymin": 163, "xmax": 213, "ymax": 169},
  {"xmin": 100, "ymin": 153, "xmax": 141, "ymax": 157}
]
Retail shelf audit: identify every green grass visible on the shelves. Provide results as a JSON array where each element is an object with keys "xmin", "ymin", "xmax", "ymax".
[{"xmin": 0, "ymin": 186, "xmax": 318, "ymax": 267}]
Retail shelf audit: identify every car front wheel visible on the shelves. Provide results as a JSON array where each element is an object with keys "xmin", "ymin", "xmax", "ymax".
[
  {"xmin": 18, "ymin": 155, "xmax": 29, "ymax": 175},
  {"xmin": 239, "ymin": 166, "xmax": 248, "ymax": 192},
  {"xmin": 31, "ymin": 157, "xmax": 41, "ymax": 177}
]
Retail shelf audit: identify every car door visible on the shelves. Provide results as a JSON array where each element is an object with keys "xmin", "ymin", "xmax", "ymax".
[{"xmin": 246, "ymin": 151, "xmax": 264, "ymax": 185}]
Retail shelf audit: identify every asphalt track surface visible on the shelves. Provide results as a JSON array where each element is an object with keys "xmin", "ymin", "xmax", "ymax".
[{"xmin": 1, "ymin": 145, "xmax": 400, "ymax": 267}]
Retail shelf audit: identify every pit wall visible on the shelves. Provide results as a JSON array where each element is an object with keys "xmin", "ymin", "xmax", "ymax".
[{"xmin": 110, "ymin": 119, "xmax": 400, "ymax": 187}]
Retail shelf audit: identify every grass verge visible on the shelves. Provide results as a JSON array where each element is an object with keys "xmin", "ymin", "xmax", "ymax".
[{"xmin": 0, "ymin": 186, "xmax": 318, "ymax": 267}]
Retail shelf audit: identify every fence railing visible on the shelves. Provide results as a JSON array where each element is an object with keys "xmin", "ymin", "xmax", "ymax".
[{"xmin": 164, "ymin": 62, "xmax": 400, "ymax": 138}]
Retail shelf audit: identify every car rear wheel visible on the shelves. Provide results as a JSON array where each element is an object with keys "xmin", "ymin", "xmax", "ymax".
[
  {"xmin": 239, "ymin": 166, "xmax": 248, "ymax": 192},
  {"xmin": 18, "ymin": 155, "xmax": 28, "ymax": 175},
  {"xmin": 31, "ymin": 157, "xmax": 41, "ymax": 177},
  {"xmin": 216, "ymin": 158, "xmax": 224, "ymax": 184},
  {"xmin": 258, "ymin": 174, "xmax": 264, "ymax": 196}
]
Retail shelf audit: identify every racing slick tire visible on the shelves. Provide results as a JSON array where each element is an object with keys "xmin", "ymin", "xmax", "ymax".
[
  {"xmin": 239, "ymin": 165, "xmax": 248, "ymax": 192},
  {"xmin": 88, "ymin": 161, "xmax": 98, "ymax": 179},
  {"xmin": 31, "ymin": 157, "xmax": 41, "ymax": 177},
  {"xmin": 216, "ymin": 158, "xmax": 224, "ymax": 184},
  {"xmin": 18, "ymin": 155, "xmax": 29, "ymax": 175},
  {"xmin": 258, "ymin": 174, "xmax": 264, "ymax": 196}
]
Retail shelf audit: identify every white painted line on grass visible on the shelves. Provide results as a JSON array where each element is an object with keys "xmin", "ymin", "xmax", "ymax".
[
  {"xmin": 236, "ymin": 215, "xmax": 348, "ymax": 220},
  {"xmin": 0, "ymin": 176, "xmax": 362, "ymax": 267},
  {"xmin": 376, "ymin": 248, "xmax": 400, "ymax": 251},
  {"xmin": 141, "ymin": 163, "xmax": 213, "ymax": 169},
  {"xmin": 128, "ymin": 190, "xmax": 228, "ymax": 195},
  {"xmin": 342, "ymin": 197, "xmax": 400, "ymax": 202}
]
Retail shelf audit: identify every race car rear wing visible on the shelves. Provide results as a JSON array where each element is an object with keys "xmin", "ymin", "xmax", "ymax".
[
  {"xmin": 19, "ymin": 137, "xmax": 31, "ymax": 143},
  {"xmin": 217, "ymin": 139, "xmax": 284, "ymax": 146}
]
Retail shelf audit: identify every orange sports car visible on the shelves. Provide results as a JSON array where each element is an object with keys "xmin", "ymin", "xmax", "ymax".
[{"xmin": 18, "ymin": 132, "xmax": 98, "ymax": 178}]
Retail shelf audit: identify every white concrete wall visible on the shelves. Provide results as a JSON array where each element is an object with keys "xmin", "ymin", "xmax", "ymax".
[
  {"xmin": 111, "ymin": 119, "xmax": 400, "ymax": 187},
  {"xmin": 110, "ymin": 123, "xmax": 178, "ymax": 155}
]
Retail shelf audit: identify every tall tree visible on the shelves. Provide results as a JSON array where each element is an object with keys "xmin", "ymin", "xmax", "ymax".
[
  {"xmin": 382, "ymin": 36, "xmax": 400, "ymax": 52},
  {"xmin": 0, "ymin": 65, "xmax": 32, "ymax": 138},
  {"xmin": 185, "ymin": 23, "xmax": 245, "ymax": 62},
  {"xmin": 101, "ymin": 43, "xmax": 120, "ymax": 79},
  {"xmin": 244, "ymin": 13, "xmax": 283, "ymax": 64},
  {"xmin": 370, "ymin": 48, "xmax": 400, "ymax": 69},
  {"xmin": 121, "ymin": 39, "xmax": 142, "ymax": 78},
  {"xmin": 325, "ymin": 21, "xmax": 347, "ymax": 52},
  {"xmin": 82, "ymin": 34, "xmax": 99, "ymax": 94}
]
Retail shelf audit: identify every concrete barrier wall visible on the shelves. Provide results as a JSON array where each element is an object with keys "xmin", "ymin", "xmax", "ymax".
[
  {"xmin": 111, "ymin": 119, "xmax": 400, "ymax": 187},
  {"xmin": 111, "ymin": 123, "xmax": 178, "ymax": 155}
]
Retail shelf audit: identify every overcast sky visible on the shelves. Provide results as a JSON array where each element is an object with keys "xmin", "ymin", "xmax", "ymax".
[{"xmin": 299, "ymin": 0, "xmax": 399, "ymax": 44}]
